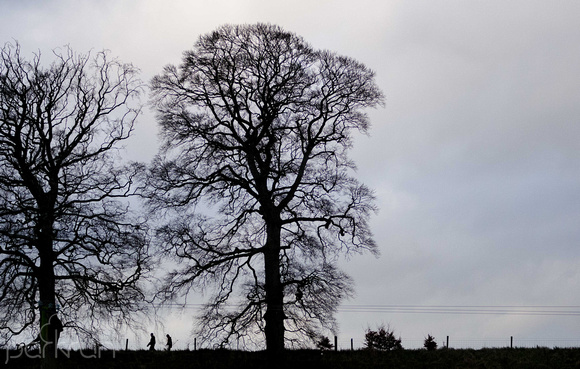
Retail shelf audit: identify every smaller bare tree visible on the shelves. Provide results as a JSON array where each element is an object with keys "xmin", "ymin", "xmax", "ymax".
[{"xmin": 0, "ymin": 42, "xmax": 150, "ymax": 364}]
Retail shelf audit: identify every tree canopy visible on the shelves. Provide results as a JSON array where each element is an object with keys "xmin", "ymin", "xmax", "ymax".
[
  {"xmin": 0, "ymin": 42, "xmax": 150, "ymax": 356},
  {"xmin": 147, "ymin": 23, "xmax": 384, "ymax": 353}
]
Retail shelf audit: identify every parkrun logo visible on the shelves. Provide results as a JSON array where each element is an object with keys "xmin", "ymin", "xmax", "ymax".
[
  {"xmin": 5, "ymin": 342, "xmax": 115, "ymax": 364},
  {"xmin": 4, "ymin": 318, "xmax": 116, "ymax": 364}
]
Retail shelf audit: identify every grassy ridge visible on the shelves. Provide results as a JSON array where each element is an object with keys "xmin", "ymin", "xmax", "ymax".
[{"xmin": 3, "ymin": 348, "xmax": 580, "ymax": 369}]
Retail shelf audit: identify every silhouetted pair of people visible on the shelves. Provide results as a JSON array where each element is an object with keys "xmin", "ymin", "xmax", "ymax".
[{"xmin": 147, "ymin": 333, "xmax": 172, "ymax": 351}]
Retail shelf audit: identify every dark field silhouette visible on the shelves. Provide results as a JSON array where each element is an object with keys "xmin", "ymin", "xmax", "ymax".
[{"xmin": 4, "ymin": 348, "xmax": 580, "ymax": 369}]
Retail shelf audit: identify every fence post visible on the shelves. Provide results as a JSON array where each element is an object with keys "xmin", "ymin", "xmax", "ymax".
[
  {"xmin": 351, "ymin": 338, "xmax": 354, "ymax": 351},
  {"xmin": 125, "ymin": 338, "xmax": 128, "ymax": 351},
  {"xmin": 334, "ymin": 336, "xmax": 338, "ymax": 351},
  {"xmin": 510, "ymin": 336, "xmax": 513, "ymax": 348},
  {"xmin": 446, "ymin": 336, "xmax": 449, "ymax": 348}
]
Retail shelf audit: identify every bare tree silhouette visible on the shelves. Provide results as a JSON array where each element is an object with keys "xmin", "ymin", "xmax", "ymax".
[
  {"xmin": 0, "ymin": 42, "xmax": 150, "ymax": 365},
  {"xmin": 146, "ymin": 23, "xmax": 383, "ymax": 354}
]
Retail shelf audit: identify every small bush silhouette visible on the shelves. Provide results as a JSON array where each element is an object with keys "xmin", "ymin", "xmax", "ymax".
[
  {"xmin": 424, "ymin": 334, "xmax": 438, "ymax": 350},
  {"xmin": 364, "ymin": 325, "xmax": 402, "ymax": 351},
  {"xmin": 316, "ymin": 336, "xmax": 334, "ymax": 350}
]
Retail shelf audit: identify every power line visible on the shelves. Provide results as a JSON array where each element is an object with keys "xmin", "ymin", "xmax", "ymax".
[
  {"xmin": 158, "ymin": 303, "xmax": 580, "ymax": 316},
  {"xmin": 337, "ymin": 305, "xmax": 580, "ymax": 316}
]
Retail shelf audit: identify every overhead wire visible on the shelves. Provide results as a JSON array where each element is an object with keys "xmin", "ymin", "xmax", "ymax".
[
  {"xmin": 157, "ymin": 303, "xmax": 580, "ymax": 316},
  {"xmin": 336, "ymin": 305, "xmax": 580, "ymax": 316}
]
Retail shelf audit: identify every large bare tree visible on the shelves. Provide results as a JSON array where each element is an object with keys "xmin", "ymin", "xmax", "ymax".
[
  {"xmin": 0, "ymin": 43, "xmax": 150, "ymax": 362},
  {"xmin": 147, "ymin": 23, "xmax": 383, "ymax": 354}
]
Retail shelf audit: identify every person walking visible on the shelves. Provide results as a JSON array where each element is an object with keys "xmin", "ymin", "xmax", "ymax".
[
  {"xmin": 147, "ymin": 333, "xmax": 156, "ymax": 351},
  {"xmin": 166, "ymin": 334, "xmax": 173, "ymax": 351}
]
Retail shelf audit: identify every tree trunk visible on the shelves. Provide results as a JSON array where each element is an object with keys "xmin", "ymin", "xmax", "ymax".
[
  {"xmin": 38, "ymin": 233, "xmax": 58, "ymax": 369},
  {"xmin": 263, "ymin": 221, "xmax": 285, "ymax": 356}
]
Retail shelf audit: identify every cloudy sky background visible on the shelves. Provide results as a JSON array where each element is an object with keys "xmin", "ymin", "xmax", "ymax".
[{"xmin": 2, "ymin": 0, "xmax": 580, "ymax": 349}]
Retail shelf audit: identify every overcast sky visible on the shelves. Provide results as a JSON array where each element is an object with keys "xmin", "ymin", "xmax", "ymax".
[{"xmin": 2, "ymin": 0, "xmax": 580, "ymax": 349}]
